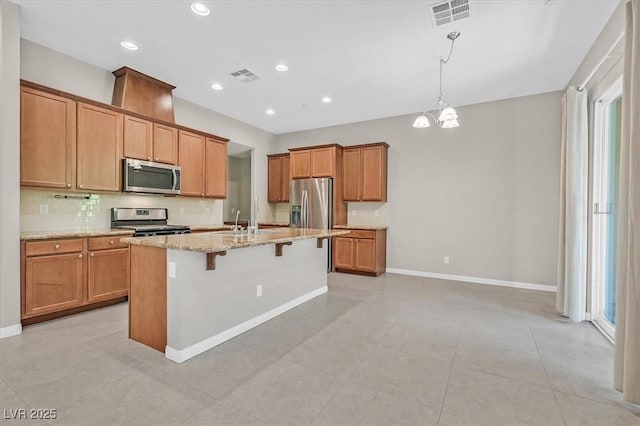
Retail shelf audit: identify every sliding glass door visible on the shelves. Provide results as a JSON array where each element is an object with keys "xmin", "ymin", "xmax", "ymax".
[{"xmin": 591, "ymin": 79, "xmax": 622, "ymax": 339}]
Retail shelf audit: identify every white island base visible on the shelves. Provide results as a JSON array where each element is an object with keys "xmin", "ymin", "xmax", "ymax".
[{"xmin": 126, "ymin": 233, "xmax": 338, "ymax": 363}]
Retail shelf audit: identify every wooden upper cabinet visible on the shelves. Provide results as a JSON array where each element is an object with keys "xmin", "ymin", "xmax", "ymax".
[
  {"xmin": 290, "ymin": 150, "xmax": 311, "ymax": 179},
  {"xmin": 342, "ymin": 148, "xmax": 361, "ymax": 201},
  {"xmin": 123, "ymin": 115, "xmax": 152, "ymax": 161},
  {"xmin": 153, "ymin": 123, "xmax": 178, "ymax": 165},
  {"xmin": 20, "ymin": 87, "xmax": 76, "ymax": 189},
  {"xmin": 77, "ymin": 103, "xmax": 123, "ymax": 191},
  {"xmin": 205, "ymin": 137, "xmax": 227, "ymax": 198},
  {"xmin": 342, "ymin": 142, "xmax": 388, "ymax": 202},
  {"xmin": 268, "ymin": 156, "xmax": 283, "ymax": 203},
  {"xmin": 268, "ymin": 154, "xmax": 290, "ymax": 203},
  {"xmin": 178, "ymin": 130, "xmax": 205, "ymax": 197},
  {"xmin": 281, "ymin": 155, "xmax": 290, "ymax": 202},
  {"xmin": 361, "ymin": 145, "xmax": 387, "ymax": 201},
  {"xmin": 124, "ymin": 117, "xmax": 178, "ymax": 165},
  {"xmin": 310, "ymin": 147, "xmax": 335, "ymax": 177}
]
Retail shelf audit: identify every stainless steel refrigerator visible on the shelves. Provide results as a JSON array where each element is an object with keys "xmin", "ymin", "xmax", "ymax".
[{"xmin": 290, "ymin": 178, "xmax": 333, "ymax": 269}]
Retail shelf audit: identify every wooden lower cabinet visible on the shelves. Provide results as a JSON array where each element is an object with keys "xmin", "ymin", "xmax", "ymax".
[
  {"xmin": 24, "ymin": 252, "xmax": 85, "ymax": 317},
  {"xmin": 333, "ymin": 229, "xmax": 386, "ymax": 276},
  {"xmin": 22, "ymin": 236, "xmax": 129, "ymax": 322},
  {"xmin": 87, "ymin": 248, "xmax": 129, "ymax": 303}
]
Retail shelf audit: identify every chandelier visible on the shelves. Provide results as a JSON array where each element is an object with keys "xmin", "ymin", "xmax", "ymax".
[{"xmin": 413, "ymin": 31, "xmax": 461, "ymax": 129}]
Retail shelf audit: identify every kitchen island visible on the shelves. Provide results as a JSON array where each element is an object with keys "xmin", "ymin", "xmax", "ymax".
[{"xmin": 121, "ymin": 228, "xmax": 349, "ymax": 363}]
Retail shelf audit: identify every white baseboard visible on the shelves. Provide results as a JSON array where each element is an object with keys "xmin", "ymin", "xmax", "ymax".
[
  {"xmin": 0, "ymin": 324, "xmax": 22, "ymax": 338},
  {"xmin": 165, "ymin": 286, "xmax": 328, "ymax": 363},
  {"xmin": 386, "ymin": 268, "xmax": 557, "ymax": 293}
]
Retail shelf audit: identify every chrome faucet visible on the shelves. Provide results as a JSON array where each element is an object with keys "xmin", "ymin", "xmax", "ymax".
[{"xmin": 233, "ymin": 210, "xmax": 242, "ymax": 235}]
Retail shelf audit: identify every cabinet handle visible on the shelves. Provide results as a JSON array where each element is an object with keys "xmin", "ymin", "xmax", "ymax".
[
  {"xmin": 78, "ymin": 254, "xmax": 83, "ymax": 258},
  {"xmin": 201, "ymin": 193, "xmax": 204, "ymax": 196},
  {"xmin": 54, "ymin": 244, "xmax": 60, "ymax": 249},
  {"xmin": 206, "ymin": 193, "xmax": 210, "ymax": 196},
  {"xmin": 155, "ymin": 158, "xmax": 158, "ymax": 161},
  {"xmin": 90, "ymin": 253, "xmax": 95, "ymax": 257},
  {"xmin": 147, "ymin": 156, "xmax": 151, "ymax": 160},
  {"xmin": 66, "ymin": 183, "xmax": 71, "ymax": 188},
  {"xmin": 109, "ymin": 240, "xmax": 115, "ymax": 244},
  {"xmin": 79, "ymin": 185, "xmax": 84, "ymax": 188}
]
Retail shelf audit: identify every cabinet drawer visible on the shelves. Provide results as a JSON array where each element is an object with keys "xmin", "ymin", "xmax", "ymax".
[
  {"xmin": 344, "ymin": 230, "xmax": 376, "ymax": 239},
  {"xmin": 88, "ymin": 236, "xmax": 129, "ymax": 251},
  {"xmin": 25, "ymin": 239, "xmax": 83, "ymax": 256}
]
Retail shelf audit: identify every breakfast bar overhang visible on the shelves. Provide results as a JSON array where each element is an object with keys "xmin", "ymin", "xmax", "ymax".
[{"xmin": 121, "ymin": 228, "xmax": 349, "ymax": 363}]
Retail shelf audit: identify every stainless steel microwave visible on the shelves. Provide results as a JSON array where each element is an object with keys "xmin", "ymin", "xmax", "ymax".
[{"xmin": 123, "ymin": 158, "xmax": 181, "ymax": 195}]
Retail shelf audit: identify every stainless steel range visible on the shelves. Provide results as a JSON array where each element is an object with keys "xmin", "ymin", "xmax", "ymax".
[{"xmin": 111, "ymin": 207, "xmax": 190, "ymax": 236}]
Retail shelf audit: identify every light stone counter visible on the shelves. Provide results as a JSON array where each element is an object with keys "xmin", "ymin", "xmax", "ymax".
[
  {"xmin": 333, "ymin": 224, "xmax": 388, "ymax": 230},
  {"xmin": 21, "ymin": 228, "xmax": 134, "ymax": 240},
  {"xmin": 121, "ymin": 228, "xmax": 349, "ymax": 253}
]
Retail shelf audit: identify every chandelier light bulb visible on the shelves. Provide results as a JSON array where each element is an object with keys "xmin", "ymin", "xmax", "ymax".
[
  {"xmin": 438, "ymin": 107, "xmax": 458, "ymax": 122},
  {"xmin": 412, "ymin": 114, "xmax": 431, "ymax": 128},
  {"xmin": 441, "ymin": 119, "xmax": 460, "ymax": 129}
]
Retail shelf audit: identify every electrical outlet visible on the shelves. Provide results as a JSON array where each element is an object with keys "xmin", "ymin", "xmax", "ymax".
[
  {"xmin": 39, "ymin": 204, "xmax": 48, "ymax": 215},
  {"xmin": 444, "ymin": 256, "xmax": 450, "ymax": 264},
  {"xmin": 256, "ymin": 284, "xmax": 263, "ymax": 297},
  {"xmin": 168, "ymin": 262, "xmax": 176, "ymax": 278}
]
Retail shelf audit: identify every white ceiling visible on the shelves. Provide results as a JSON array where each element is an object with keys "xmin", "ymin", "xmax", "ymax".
[{"xmin": 16, "ymin": 0, "xmax": 620, "ymax": 135}]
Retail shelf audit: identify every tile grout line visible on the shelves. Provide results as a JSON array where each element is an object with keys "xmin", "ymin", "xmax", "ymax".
[
  {"xmin": 436, "ymin": 319, "xmax": 463, "ymax": 425},
  {"xmin": 528, "ymin": 323, "xmax": 568, "ymax": 426}
]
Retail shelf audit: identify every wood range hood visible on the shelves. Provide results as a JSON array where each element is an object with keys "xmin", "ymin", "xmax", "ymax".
[{"xmin": 111, "ymin": 66, "xmax": 176, "ymax": 123}]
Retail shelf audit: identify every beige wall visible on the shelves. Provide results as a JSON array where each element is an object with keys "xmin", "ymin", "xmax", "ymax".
[
  {"xmin": 274, "ymin": 92, "xmax": 563, "ymax": 286},
  {"xmin": 0, "ymin": 0, "xmax": 21, "ymax": 333}
]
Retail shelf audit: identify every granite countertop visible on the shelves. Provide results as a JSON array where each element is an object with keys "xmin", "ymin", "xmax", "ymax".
[
  {"xmin": 189, "ymin": 224, "xmax": 234, "ymax": 232},
  {"xmin": 121, "ymin": 228, "xmax": 350, "ymax": 253},
  {"xmin": 20, "ymin": 228, "xmax": 135, "ymax": 241},
  {"xmin": 333, "ymin": 224, "xmax": 388, "ymax": 230},
  {"xmin": 259, "ymin": 222, "xmax": 290, "ymax": 227}
]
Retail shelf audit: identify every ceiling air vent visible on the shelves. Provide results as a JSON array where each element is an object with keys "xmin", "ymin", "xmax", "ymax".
[
  {"xmin": 230, "ymin": 68, "xmax": 261, "ymax": 83},
  {"xmin": 429, "ymin": 0, "xmax": 470, "ymax": 26}
]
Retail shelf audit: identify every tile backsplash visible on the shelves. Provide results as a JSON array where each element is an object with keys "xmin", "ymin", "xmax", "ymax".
[
  {"xmin": 21, "ymin": 189, "xmax": 225, "ymax": 231},
  {"xmin": 347, "ymin": 202, "xmax": 387, "ymax": 226}
]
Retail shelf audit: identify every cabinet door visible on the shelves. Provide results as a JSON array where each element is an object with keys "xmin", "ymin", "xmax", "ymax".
[
  {"xmin": 333, "ymin": 237, "xmax": 354, "ymax": 270},
  {"xmin": 310, "ymin": 147, "xmax": 335, "ymax": 177},
  {"xmin": 153, "ymin": 123, "xmax": 178, "ymax": 164},
  {"xmin": 178, "ymin": 130, "xmax": 205, "ymax": 197},
  {"xmin": 354, "ymin": 238, "xmax": 376, "ymax": 273},
  {"xmin": 205, "ymin": 137, "xmax": 227, "ymax": 198},
  {"xmin": 361, "ymin": 145, "xmax": 386, "ymax": 201},
  {"xmin": 281, "ymin": 155, "xmax": 290, "ymax": 202},
  {"xmin": 20, "ymin": 87, "xmax": 76, "ymax": 189},
  {"xmin": 290, "ymin": 150, "xmax": 311, "ymax": 179},
  {"xmin": 87, "ymin": 248, "xmax": 129, "ymax": 303},
  {"xmin": 123, "ymin": 115, "xmax": 152, "ymax": 161},
  {"xmin": 268, "ymin": 156, "xmax": 283, "ymax": 203},
  {"xmin": 24, "ymin": 252, "xmax": 84, "ymax": 317},
  {"xmin": 342, "ymin": 148, "xmax": 361, "ymax": 201},
  {"xmin": 77, "ymin": 103, "xmax": 123, "ymax": 191}
]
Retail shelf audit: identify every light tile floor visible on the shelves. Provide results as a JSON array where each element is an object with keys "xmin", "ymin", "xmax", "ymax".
[{"xmin": 1, "ymin": 273, "xmax": 639, "ymax": 425}]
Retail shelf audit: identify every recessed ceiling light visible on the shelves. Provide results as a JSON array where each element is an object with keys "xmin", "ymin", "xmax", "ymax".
[
  {"xmin": 321, "ymin": 96, "xmax": 332, "ymax": 103},
  {"xmin": 120, "ymin": 40, "xmax": 138, "ymax": 51},
  {"xmin": 265, "ymin": 109, "xmax": 275, "ymax": 115},
  {"xmin": 275, "ymin": 64, "xmax": 289, "ymax": 72},
  {"xmin": 190, "ymin": 2, "xmax": 211, "ymax": 16},
  {"xmin": 210, "ymin": 83, "xmax": 223, "ymax": 91}
]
